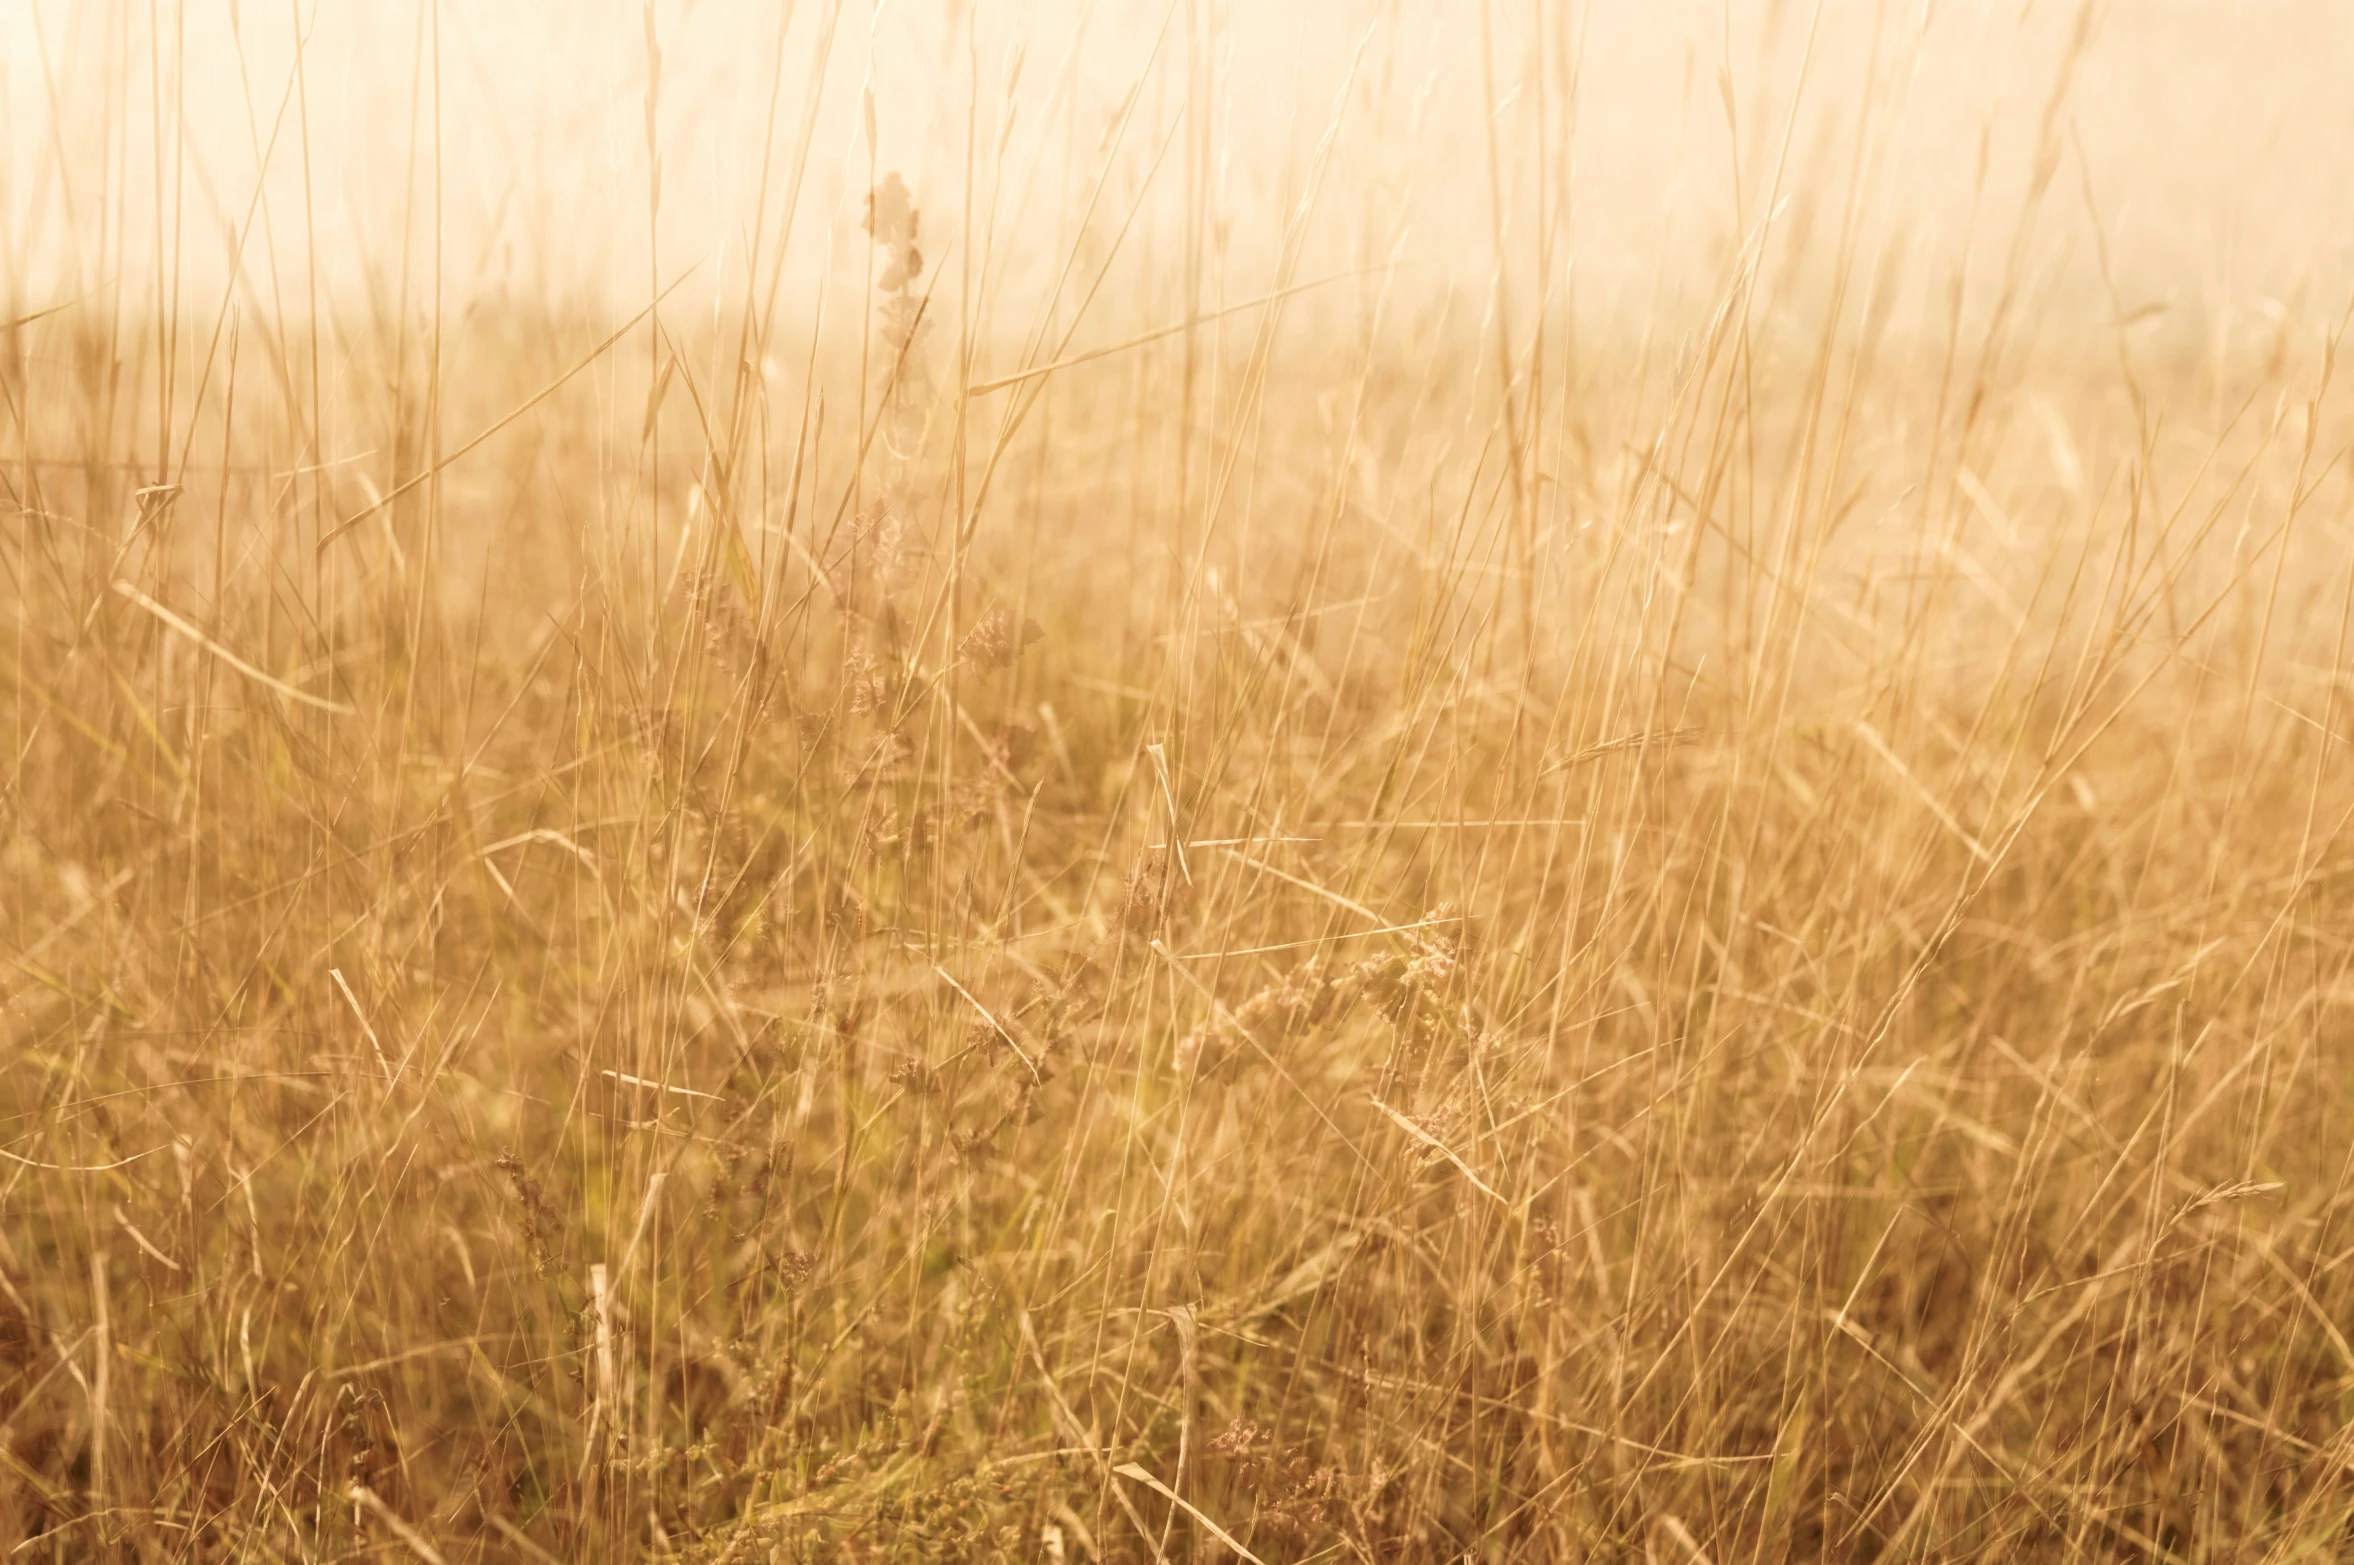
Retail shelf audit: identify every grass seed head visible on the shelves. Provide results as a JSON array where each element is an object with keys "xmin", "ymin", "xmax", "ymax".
[{"xmin": 959, "ymin": 605, "xmax": 1046, "ymax": 672}]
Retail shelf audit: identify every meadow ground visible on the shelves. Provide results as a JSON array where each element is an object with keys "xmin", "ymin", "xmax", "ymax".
[{"xmin": 8, "ymin": 3, "xmax": 2354, "ymax": 1560}]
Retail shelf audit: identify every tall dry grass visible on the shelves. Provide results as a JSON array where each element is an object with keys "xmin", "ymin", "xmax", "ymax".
[{"xmin": 7, "ymin": 2, "xmax": 2354, "ymax": 1560}]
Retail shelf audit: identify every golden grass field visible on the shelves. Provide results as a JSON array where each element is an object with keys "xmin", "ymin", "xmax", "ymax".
[{"xmin": 8, "ymin": 1, "xmax": 2354, "ymax": 1559}]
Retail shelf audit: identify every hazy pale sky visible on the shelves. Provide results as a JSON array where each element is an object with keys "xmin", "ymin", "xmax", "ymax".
[{"xmin": 4, "ymin": 2, "xmax": 2350, "ymax": 347}]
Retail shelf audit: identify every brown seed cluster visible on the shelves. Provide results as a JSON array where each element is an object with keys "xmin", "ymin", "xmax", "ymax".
[
  {"xmin": 1175, "ymin": 910, "xmax": 1472, "ymax": 1072},
  {"xmin": 1209, "ymin": 1417, "xmax": 1343, "ymax": 1543},
  {"xmin": 492, "ymin": 1149, "xmax": 563, "ymax": 1278},
  {"xmin": 958, "ymin": 605, "xmax": 1046, "ymax": 673}
]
